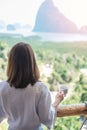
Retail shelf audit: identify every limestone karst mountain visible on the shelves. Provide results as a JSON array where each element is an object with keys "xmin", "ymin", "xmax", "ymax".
[{"xmin": 33, "ymin": 0, "xmax": 78, "ymax": 33}]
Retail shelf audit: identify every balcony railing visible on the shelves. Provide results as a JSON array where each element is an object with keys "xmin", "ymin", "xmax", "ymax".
[
  {"xmin": 56, "ymin": 103, "xmax": 87, "ymax": 130},
  {"xmin": 57, "ymin": 103, "xmax": 87, "ymax": 117}
]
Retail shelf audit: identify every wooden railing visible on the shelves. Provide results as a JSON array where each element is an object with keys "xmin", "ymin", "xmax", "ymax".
[{"xmin": 57, "ymin": 103, "xmax": 87, "ymax": 117}]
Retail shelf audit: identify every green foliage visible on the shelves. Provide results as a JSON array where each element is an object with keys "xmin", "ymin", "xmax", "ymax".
[
  {"xmin": 80, "ymin": 93, "xmax": 87, "ymax": 102},
  {"xmin": 0, "ymin": 42, "xmax": 9, "ymax": 79},
  {"xmin": 0, "ymin": 42, "xmax": 8, "ymax": 50},
  {"xmin": 0, "ymin": 119, "xmax": 8, "ymax": 130},
  {"xmin": 54, "ymin": 117, "xmax": 81, "ymax": 130}
]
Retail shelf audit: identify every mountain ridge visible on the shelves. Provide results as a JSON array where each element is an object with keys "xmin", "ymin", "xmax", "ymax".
[{"xmin": 33, "ymin": 0, "xmax": 87, "ymax": 33}]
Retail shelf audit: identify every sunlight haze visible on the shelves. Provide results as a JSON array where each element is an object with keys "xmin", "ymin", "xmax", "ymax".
[
  {"xmin": 0, "ymin": 0, "xmax": 87, "ymax": 28},
  {"xmin": 54, "ymin": 0, "xmax": 87, "ymax": 28}
]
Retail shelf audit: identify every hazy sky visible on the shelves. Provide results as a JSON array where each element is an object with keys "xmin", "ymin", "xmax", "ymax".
[{"xmin": 0, "ymin": 0, "xmax": 87, "ymax": 28}]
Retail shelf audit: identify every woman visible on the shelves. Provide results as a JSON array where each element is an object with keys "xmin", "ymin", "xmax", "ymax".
[{"xmin": 0, "ymin": 42, "xmax": 64, "ymax": 130}]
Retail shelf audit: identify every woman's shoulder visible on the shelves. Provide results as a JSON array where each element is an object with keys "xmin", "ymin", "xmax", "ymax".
[
  {"xmin": 34, "ymin": 81, "xmax": 49, "ymax": 93},
  {"xmin": 0, "ymin": 80, "xmax": 10, "ymax": 92},
  {"xmin": 35, "ymin": 81, "xmax": 47, "ymax": 88}
]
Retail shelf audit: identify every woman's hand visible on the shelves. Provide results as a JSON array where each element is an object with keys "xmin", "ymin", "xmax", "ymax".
[{"xmin": 52, "ymin": 91, "xmax": 65, "ymax": 110}]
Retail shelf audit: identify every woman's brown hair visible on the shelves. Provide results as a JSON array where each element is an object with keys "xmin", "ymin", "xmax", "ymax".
[{"xmin": 7, "ymin": 42, "xmax": 40, "ymax": 88}]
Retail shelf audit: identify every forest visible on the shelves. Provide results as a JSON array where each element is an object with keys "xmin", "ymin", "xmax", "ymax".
[{"xmin": 0, "ymin": 33, "xmax": 87, "ymax": 130}]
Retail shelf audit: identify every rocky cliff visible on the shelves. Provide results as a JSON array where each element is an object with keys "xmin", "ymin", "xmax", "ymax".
[{"xmin": 33, "ymin": 0, "xmax": 78, "ymax": 33}]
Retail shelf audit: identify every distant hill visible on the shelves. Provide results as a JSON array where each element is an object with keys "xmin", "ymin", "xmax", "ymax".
[
  {"xmin": 79, "ymin": 25, "xmax": 87, "ymax": 34},
  {"xmin": 6, "ymin": 23, "xmax": 32, "ymax": 31},
  {"xmin": 0, "ymin": 20, "xmax": 6, "ymax": 30},
  {"xmin": 33, "ymin": 0, "xmax": 78, "ymax": 33},
  {"xmin": 7, "ymin": 24, "xmax": 16, "ymax": 31}
]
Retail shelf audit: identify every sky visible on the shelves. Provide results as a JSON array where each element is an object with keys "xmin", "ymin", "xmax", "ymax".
[{"xmin": 0, "ymin": 0, "xmax": 87, "ymax": 29}]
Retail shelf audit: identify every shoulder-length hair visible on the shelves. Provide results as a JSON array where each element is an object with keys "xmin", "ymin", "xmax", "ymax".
[{"xmin": 7, "ymin": 42, "xmax": 40, "ymax": 88}]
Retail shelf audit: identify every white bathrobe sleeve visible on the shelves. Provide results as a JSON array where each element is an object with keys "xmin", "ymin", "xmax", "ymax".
[
  {"xmin": 37, "ymin": 84, "xmax": 55, "ymax": 129},
  {"xmin": 0, "ymin": 83, "xmax": 6, "ymax": 122}
]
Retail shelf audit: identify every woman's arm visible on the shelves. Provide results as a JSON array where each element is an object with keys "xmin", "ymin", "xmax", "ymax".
[
  {"xmin": 37, "ymin": 84, "xmax": 64, "ymax": 129},
  {"xmin": 0, "ymin": 103, "xmax": 6, "ymax": 122},
  {"xmin": 37, "ymin": 85, "xmax": 55, "ymax": 129},
  {"xmin": 0, "ymin": 82, "xmax": 7, "ymax": 122}
]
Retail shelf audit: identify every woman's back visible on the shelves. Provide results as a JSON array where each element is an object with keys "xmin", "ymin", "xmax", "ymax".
[{"xmin": 0, "ymin": 81, "xmax": 55, "ymax": 130}]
